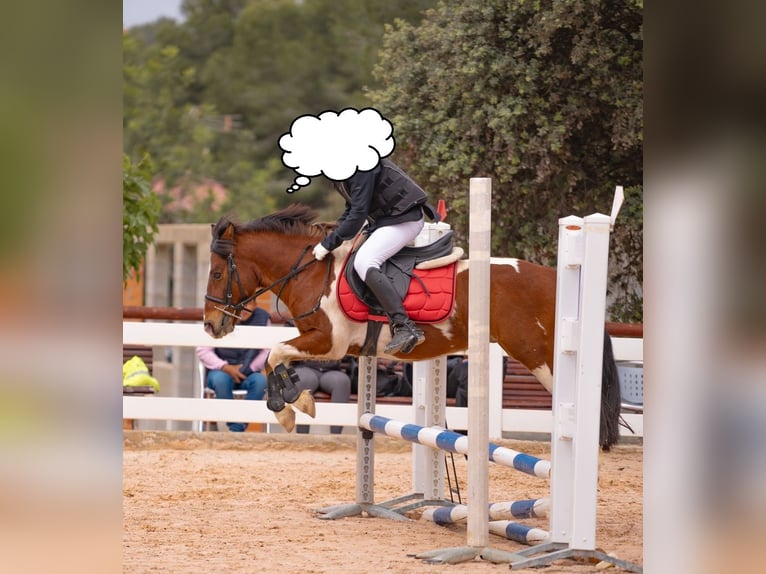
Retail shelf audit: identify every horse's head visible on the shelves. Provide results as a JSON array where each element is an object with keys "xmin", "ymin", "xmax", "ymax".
[
  {"xmin": 203, "ymin": 217, "xmax": 255, "ymax": 338},
  {"xmin": 203, "ymin": 205, "xmax": 327, "ymax": 338}
]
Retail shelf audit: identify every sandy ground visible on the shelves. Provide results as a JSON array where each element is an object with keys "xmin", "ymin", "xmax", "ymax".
[{"xmin": 123, "ymin": 431, "xmax": 642, "ymax": 573}]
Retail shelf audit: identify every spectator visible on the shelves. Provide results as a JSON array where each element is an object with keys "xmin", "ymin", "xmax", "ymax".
[
  {"xmin": 292, "ymin": 359, "xmax": 351, "ymax": 435},
  {"xmin": 196, "ymin": 303, "xmax": 270, "ymax": 432},
  {"xmin": 445, "ymin": 355, "xmax": 508, "ymax": 408},
  {"xmin": 447, "ymin": 356, "xmax": 469, "ymax": 408}
]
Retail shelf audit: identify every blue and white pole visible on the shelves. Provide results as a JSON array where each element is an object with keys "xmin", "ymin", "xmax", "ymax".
[{"xmin": 358, "ymin": 413, "xmax": 551, "ymax": 479}]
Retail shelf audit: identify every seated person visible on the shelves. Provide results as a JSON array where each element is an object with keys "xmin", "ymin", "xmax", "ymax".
[
  {"xmin": 292, "ymin": 359, "xmax": 351, "ymax": 435},
  {"xmin": 195, "ymin": 303, "xmax": 271, "ymax": 432},
  {"xmin": 446, "ymin": 355, "xmax": 468, "ymax": 407}
]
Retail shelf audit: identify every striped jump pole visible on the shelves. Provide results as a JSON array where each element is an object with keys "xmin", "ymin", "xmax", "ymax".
[
  {"xmin": 422, "ymin": 499, "xmax": 550, "ymax": 546},
  {"xmin": 488, "ymin": 521, "xmax": 550, "ymax": 545},
  {"xmin": 358, "ymin": 414, "xmax": 550, "ymax": 479},
  {"xmin": 422, "ymin": 498, "xmax": 550, "ymax": 524}
]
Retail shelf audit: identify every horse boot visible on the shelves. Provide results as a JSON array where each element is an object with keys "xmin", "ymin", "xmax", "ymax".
[
  {"xmin": 266, "ymin": 369, "xmax": 296, "ymax": 432},
  {"xmin": 364, "ymin": 267, "xmax": 425, "ymax": 355},
  {"xmin": 266, "ymin": 370, "xmax": 286, "ymax": 412},
  {"xmin": 273, "ymin": 364, "xmax": 316, "ymax": 418}
]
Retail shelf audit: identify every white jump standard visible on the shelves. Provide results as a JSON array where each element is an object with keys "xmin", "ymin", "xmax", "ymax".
[{"xmin": 315, "ymin": 183, "xmax": 642, "ymax": 572}]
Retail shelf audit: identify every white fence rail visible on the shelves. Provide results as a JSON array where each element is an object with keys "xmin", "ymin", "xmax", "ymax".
[{"xmin": 123, "ymin": 321, "xmax": 643, "ymax": 437}]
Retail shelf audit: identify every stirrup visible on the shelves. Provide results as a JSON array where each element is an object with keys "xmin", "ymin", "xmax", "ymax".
[
  {"xmin": 397, "ymin": 330, "xmax": 426, "ymax": 354},
  {"xmin": 385, "ymin": 322, "xmax": 425, "ymax": 355}
]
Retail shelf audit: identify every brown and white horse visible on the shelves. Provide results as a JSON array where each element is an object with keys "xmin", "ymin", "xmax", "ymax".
[{"xmin": 203, "ymin": 204, "xmax": 621, "ymax": 450}]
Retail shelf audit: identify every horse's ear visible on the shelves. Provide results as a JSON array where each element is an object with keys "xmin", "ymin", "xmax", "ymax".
[{"xmin": 220, "ymin": 222, "xmax": 235, "ymax": 241}]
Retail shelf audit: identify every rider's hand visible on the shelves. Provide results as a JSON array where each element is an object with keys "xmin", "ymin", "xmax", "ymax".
[{"xmin": 313, "ymin": 243, "xmax": 330, "ymax": 261}]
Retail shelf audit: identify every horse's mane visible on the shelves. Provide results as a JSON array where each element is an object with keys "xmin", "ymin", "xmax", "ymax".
[{"xmin": 213, "ymin": 204, "xmax": 327, "ymax": 240}]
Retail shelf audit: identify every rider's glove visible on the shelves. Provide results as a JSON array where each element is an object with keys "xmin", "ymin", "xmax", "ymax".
[{"xmin": 313, "ymin": 242, "xmax": 330, "ymax": 261}]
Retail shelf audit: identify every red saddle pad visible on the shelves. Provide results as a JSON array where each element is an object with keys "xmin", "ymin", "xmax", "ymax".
[{"xmin": 337, "ymin": 263, "xmax": 458, "ymax": 324}]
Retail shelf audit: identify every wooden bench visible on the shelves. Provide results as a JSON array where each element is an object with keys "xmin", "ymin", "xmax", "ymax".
[
  {"xmin": 123, "ymin": 344, "xmax": 156, "ymax": 430},
  {"xmin": 502, "ymin": 359, "xmax": 552, "ymax": 410}
]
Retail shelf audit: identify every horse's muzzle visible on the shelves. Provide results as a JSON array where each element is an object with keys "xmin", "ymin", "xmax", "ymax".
[{"xmin": 203, "ymin": 318, "xmax": 232, "ymax": 339}]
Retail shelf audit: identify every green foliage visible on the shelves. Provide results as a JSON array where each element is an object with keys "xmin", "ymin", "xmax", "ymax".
[
  {"xmin": 123, "ymin": 0, "xmax": 436, "ymax": 223},
  {"xmin": 122, "ymin": 0, "xmax": 643, "ymax": 321},
  {"xmin": 370, "ymin": 0, "xmax": 643, "ymax": 320},
  {"xmin": 123, "ymin": 154, "xmax": 160, "ymax": 283},
  {"xmin": 608, "ymin": 185, "xmax": 643, "ymax": 322}
]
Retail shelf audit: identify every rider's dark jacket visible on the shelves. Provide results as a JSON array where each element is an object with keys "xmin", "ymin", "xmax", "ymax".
[{"xmin": 320, "ymin": 159, "xmax": 436, "ymax": 251}]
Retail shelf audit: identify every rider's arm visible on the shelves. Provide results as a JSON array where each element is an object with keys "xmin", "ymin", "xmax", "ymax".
[{"xmin": 321, "ymin": 168, "xmax": 378, "ymax": 251}]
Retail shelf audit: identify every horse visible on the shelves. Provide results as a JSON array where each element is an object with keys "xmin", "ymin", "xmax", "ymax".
[{"xmin": 202, "ymin": 204, "xmax": 622, "ymax": 451}]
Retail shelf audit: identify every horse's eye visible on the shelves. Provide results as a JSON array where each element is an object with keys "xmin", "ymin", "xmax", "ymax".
[{"xmin": 213, "ymin": 271, "xmax": 222, "ymax": 280}]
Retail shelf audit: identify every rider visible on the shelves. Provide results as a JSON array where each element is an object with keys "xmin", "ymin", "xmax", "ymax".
[{"xmin": 312, "ymin": 159, "xmax": 437, "ymax": 354}]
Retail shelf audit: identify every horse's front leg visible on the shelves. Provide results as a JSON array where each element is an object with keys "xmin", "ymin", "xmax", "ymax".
[{"xmin": 264, "ymin": 336, "xmax": 336, "ymax": 432}]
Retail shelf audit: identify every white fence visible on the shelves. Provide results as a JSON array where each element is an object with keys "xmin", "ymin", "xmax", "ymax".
[{"xmin": 123, "ymin": 321, "xmax": 643, "ymax": 438}]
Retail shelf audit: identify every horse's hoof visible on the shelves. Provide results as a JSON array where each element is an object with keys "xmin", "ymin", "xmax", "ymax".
[
  {"xmin": 292, "ymin": 390, "xmax": 316, "ymax": 418},
  {"xmin": 274, "ymin": 405, "xmax": 296, "ymax": 432}
]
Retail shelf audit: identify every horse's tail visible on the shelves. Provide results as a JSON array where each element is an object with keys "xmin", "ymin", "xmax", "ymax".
[{"xmin": 600, "ymin": 331, "xmax": 622, "ymax": 451}]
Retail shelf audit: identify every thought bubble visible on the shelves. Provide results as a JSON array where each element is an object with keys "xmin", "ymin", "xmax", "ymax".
[{"xmin": 278, "ymin": 107, "xmax": 395, "ymax": 193}]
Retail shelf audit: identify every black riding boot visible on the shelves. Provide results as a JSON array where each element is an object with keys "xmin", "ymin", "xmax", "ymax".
[{"xmin": 364, "ymin": 267, "xmax": 425, "ymax": 354}]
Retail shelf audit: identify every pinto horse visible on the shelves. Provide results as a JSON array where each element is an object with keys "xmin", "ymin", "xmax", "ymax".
[{"xmin": 203, "ymin": 204, "xmax": 622, "ymax": 451}]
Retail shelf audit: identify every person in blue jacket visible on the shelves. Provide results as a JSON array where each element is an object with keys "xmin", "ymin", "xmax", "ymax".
[{"xmin": 196, "ymin": 303, "xmax": 271, "ymax": 431}]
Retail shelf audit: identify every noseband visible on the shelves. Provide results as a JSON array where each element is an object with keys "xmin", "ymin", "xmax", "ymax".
[{"xmin": 204, "ymin": 237, "xmax": 330, "ymax": 322}]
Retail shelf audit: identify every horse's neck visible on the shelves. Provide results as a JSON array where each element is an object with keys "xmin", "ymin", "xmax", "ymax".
[{"xmin": 251, "ymin": 232, "xmax": 325, "ymax": 307}]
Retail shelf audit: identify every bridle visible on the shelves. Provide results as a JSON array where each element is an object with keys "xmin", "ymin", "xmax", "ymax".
[{"xmin": 204, "ymin": 237, "xmax": 332, "ymax": 323}]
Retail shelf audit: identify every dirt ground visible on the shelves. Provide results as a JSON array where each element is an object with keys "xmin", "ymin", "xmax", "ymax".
[{"xmin": 123, "ymin": 431, "xmax": 642, "ymax": 573}]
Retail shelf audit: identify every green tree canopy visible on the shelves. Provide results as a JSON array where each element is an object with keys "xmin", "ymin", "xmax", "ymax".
[
  {"xmin": 369, "ymin": 0, "xmax": 643, "ymax": 319},
  {"xmin": 122, "ymin": 0, "xmax": 643, "ymax": 320},
  {"xmin": 123, "ymin": 154, "xmax": 160, "ymax": 282},
  {"xmin": 124, "ymin": 0, "xmax": 436, "ymax": 223}
]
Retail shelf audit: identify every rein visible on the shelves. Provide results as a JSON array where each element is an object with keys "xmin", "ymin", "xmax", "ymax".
[{"xmin": 205, "ymin": 239, "xmax": 332, "ymax": 323}]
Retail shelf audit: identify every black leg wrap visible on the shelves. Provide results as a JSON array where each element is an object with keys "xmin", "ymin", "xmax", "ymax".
[
  {"xmin": 266, "ymin": 371, "xmax": 286, "ymax": 412},
  {"xmin": 274, "ymin": 363, "xmax": 302, "ymax": 404}
]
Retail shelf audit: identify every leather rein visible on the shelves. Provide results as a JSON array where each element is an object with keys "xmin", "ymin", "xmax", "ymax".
[{"xmin": 204, "ymin": 238, "xmax": 332, "ymax": 323}]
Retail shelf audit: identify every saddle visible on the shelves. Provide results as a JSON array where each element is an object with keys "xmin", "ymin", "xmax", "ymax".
[{"xmin": 337, "ymin": 231, "xmax": 463, "ymax": 326}]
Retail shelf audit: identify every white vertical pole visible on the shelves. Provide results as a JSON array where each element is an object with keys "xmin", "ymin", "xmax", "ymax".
[
  {"xmin": 488, "ymin": 344, "xmax": 505, "ymax": 441},
  {"xmin": 467, "ymin": 178, "xmax": 491, "ymax": 548},
  {"xmin": 550, "ymin": 213, "xmax": 611, "ymax": 551},
  {"xmin": 356, "ymin": 355, "xmax": 377, "ymax": 505},
  {"xmin": 412, "ymin": 358, "xmax": 446, "ymax": 499},
  {"xmin": 570, "ymin": 213, "xmax": 611, "ymax": 549},
  {"xmin": 550, "ymin": 216, "xmax": 584, "ymax": 544}
]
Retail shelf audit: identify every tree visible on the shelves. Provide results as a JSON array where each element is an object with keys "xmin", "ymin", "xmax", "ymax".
[
  {"xmin": 370, "ymin": 0, "xmax": 643, "ymax": 321},
  {"xmin": 124, "ymin": 0, "xmax": 438, "ymax": 223},
  {"xmin": 123, "ymin": 154, "xmax": 160, "ymax": 283}
]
